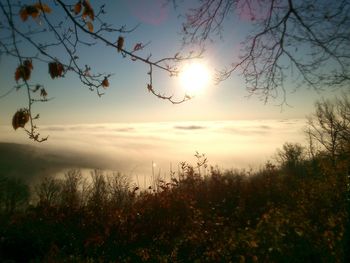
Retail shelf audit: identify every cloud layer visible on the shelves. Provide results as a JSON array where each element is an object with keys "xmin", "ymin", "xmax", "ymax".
[{"xmin": 0, "ymin": 119, "xmax": 307, "ymax": 180}]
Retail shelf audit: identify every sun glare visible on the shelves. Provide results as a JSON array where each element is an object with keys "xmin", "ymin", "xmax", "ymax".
[{"xmin": 179, "ymin": 62, "xmax": 211, "ymax": 96}]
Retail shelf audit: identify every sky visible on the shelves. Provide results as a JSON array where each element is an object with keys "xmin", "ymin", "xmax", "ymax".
[{"xmin": 0, "ymin": 0, "xmax": 345, "ymax": 178}]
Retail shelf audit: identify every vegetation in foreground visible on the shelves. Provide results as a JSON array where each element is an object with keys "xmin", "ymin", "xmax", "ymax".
[{"xmin": 0, "ymin": 96, "xmax": 350, "ymax": 262}]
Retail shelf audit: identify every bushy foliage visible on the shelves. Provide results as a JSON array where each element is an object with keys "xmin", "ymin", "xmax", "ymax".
[{"xmin": 0, "ymin": 153, "xmax": 348, "ymax": 262}]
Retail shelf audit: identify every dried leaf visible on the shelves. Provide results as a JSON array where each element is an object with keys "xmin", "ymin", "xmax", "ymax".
[
  {"xmin": 15, "ymin": 67, "xmax": 22, "ymax": 82},
  {"xmin": 26, "ymin": 5, "xmax": 40, "ymax": 19},
  {"xmin": 15, "ymin": 60, "xmax": 33, "ymax": 82},
  {"xmin": 20, "ymin": 5, "xmax": 43, "ymax": 21},
  {"xmin": 40, "ymin": 88, "xmax": 48, "ymax": 98},
  {"xmin": 133, "ymin": 43, "xmax": 142, "ymax": 51},
  {"xmin": 117, "ymin": 36, "xmax": 124, "ymax": 52},
  {"xmin": 24, "ymin": 60, "xmax": 33, "ymax": 70},
  {"xmin": 87, "ymin": 9, "xmax": 94, "ymax": 20},
  {"xmin": 83, "ymin": 0, "xmax": 93, "ymax": 10},
  {"xmin": 48, "ymin": 62, "xmax": 64, "ymax": 79},
  {"xmin": 86, "ymin": 21, "xmax": 93, "ymax": 32},
  {"xmin": 20, "ymin": 8, "xmax": 29, "ymax": 21},
  {"xmin": 31, "ymin": 10, "xmax": 40, "ymax": 19},
  {"xmin": 74, "ymin": 1, "xmax": 82, "ymax": 15},
  {"xmin": 35, "ymin": 3, "xmax": 52, "ymax": 13},
  {"xmin": 12, "ymin": 109, "xmax": 30, "ymax": 130},
  {"xmin": 82, "ymin": 0, "xmax": 94, "ymax": 20},
  {"xmin": 102, "ymin": 77, "xmax": 109, "ymax": 88}
]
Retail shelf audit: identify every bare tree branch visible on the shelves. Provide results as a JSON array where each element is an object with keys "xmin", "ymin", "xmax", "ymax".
[
  {"xmin": 0, "ymin": 0, "xmax": 202, "ymax": 142},
  {"xmin": 179, "ymin": 0, "xmax": 350, "ymax": 103}
]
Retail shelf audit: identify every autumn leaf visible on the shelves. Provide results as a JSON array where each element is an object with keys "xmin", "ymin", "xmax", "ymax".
[
  {"xmin": 48, "ymin": 62, "xmax": 64, "ymax": 79},
  {"xmin": 15, "ymin": 60, "xmax": 33, "ymax": 82},
  {"xmin": 74, "ymin": 1, "xmax": 82, "ymax": 15},
  {"xmin": 20, "ymin": 8, "xmax": 29, "ymax": 21},
  {"xmin": 117, "ymin": 36, "xmax": 124, "ymax": 52},
  {"xmin": 14, "ymin": 67, "xmax": 22, "ymax": 82},
  {"xmin": 26, "ymin": 5, "xmax": 40, "ymax": 19},
  {"xmin": 102, "ymin": 77, "xmax": 109, "ymax": 88},
  {"xmin": 40, "ymin": 88, "xmax": 48, "ymax": 98},
  {"xmin": 34, "ymin": 3, "xmax": 52, "ymax": 13},
  {"xmin": 87, "ymin": 9, "xmax": 94, "ymax": 21},
  {"xmin": 20, "ymin": 4, "xmax": 51, "ymax": 22},
  {"xmin": 82, "ymin": 0, "xmax": 94, "ymax": 21},
  {"xmin": 20, "ymin": 6, "xmax": 40, "ymax": 21},
  {"xmin": 82, "ymin": 0, "xmax": 93, "ymax": 11},
  {"xmin": 24, "ymin": 60, "xmax": 33, "ymax": 70},
  {"xmin": 12, "ymin": 109, "xmax": 30, "ymax": 130},
  {"xmin": 86, "ymin": 21, "xmax": 93, "ymax": 32},
  {"xmin": 133, "ymin": 43, "xmax": 142, "ymax": 51}
]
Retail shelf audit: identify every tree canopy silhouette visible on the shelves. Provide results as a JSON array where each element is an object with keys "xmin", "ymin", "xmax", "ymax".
[
  {"xmin": 179, "ymin": 0, "xmax": 350, "ymax": 102},
  {"xmin": 0, "ymin": 0, "xmax": 200, "ymax": 141}
]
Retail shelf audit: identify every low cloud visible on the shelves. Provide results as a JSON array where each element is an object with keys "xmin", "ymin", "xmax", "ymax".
[
  {"xmin": 174, "ymin": 125, "xmax": 206, "ymax": 130},
  {"xmin": 0, "ymin": 119, "xmax": 307, "ymax": 181}
]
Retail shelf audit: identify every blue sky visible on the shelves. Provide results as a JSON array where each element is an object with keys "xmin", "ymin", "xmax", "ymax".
[{"xmin": 0, "ymin": 0, "xmax": 340, "ymax": 127}]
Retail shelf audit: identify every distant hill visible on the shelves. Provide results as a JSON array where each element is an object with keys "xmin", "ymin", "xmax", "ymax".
[{"xmin": 0, "ymin": 142, "xmax": 95, "ymax": 182}]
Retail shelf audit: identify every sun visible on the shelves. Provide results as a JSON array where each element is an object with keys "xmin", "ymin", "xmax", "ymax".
[{"xmin": 179, "ymin": 62, "xmax": 211, "ymax": 96}]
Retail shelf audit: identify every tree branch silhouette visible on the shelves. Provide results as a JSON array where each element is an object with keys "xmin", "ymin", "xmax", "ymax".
[
  {"xmin": 179, "ymin": 0, "xmax": 350, "ymax": 103},
  {"xmin": 0, "ymin": 0, "xmax": 201, "ymax": 141}
]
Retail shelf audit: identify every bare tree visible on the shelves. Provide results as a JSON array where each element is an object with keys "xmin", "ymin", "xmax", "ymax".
[
  {"xmin": 179, "ymin": 0, "xmax": 350, "ymax": 103},
  {"xmin": 306, "ymin": 94, "xmax": 350, "ymax": 166},
  {"xmin": 59, "ymin": 169, "xmax": 83, "ymax": 209},
  {"xmin": 0, "ymin": 175, "xmax": 30, "ymax": 214},
  {"xmin": 107, "ymin": 172, "xmax": 132, "ymax": 209},
  {"xmin": 0, "ymin": 0, "xmax": 201, "ymax": 142},
  {"xmin": 276, "ymin": 142, "xmax": 305, "ymax": 170},
  {"xmin": 35, "ymin": 176, "xmax": 61, "ymax": 207}
]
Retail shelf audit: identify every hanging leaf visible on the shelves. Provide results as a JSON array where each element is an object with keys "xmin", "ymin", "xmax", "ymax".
[
  {"xmin": 14, "ymin": 60, "xmax": 33, "ymax": 82},
  {"xmin": 20, "ymin": 8, "xmax": 29, "ymax": 21},
  {"xmin": 12, "ymin": 109, "xmax": 30, "ymax": 130},
  {"xmin": 40, "ymin": 88, "xmax": 48, "ymax": 98},
  {"xmin": 133, "ymin": 43, "xmax": 142, "ymax": 51},
  {"xmin": 86, "ymin": 21, "xmax": 93, "ymax": 32},
  {"xmin": 48, "ymin": 62, "xmax": 64, "ymax": 79},
  {"xmin": 24, "ymin": 60, "xmax": 33, "ymax": 70},
  {"xmin": 74, "ymin": 1, "xmax": 82, "ymax": 15},
  {"xmin": 27, "ymin": 5, "xmax": 40, "ymax": 18},
  {"xmin": 117, "ymin": 36, "xmax": 124, "ymax": 52},
  {"xmin": 102, "ymin": 77, "xmax": 109, "ymax": 88},
  {"xmin": 82, "ymin": 0, "xmax": 94, "ymax": 21},
  {"xmin": 15, "ymin": 67, "xmax": 23, "ymax": 82},
  {"xmin": 34, "ymin": 3, "xmax": 52, "ymax": 13},
  {"xmin": 20, "ymin": 4, "xmax": 51, "ymax": 21}
]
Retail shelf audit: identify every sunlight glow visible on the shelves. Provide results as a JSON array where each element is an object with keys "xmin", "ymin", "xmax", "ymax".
[{"xmin": 179, "ymin": 62, "xmax": 211, "ymax": 96}]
